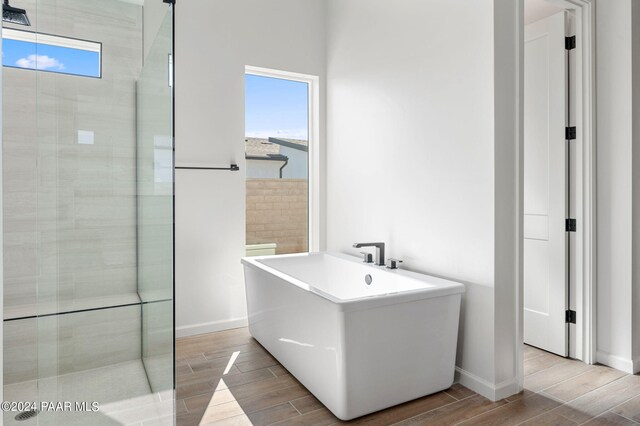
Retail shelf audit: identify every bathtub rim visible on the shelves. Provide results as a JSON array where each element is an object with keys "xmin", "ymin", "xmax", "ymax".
[{"xmin": 241, "ymin": 251, "xmax": 465, "ymax": 312}]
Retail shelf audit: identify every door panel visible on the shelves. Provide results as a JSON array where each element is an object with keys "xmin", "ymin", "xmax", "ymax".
[
  {"xmin": 524, "ymin": 11, "xmax": 568, "ymax": 356},
  {"xmin": 524, "ymin": 215, "xmax": 548, "ymax": 240}
]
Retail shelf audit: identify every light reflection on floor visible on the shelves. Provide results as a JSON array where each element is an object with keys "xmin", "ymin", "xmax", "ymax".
[{"xmin": 198, "ymin": 351, "xmax": 251, "ymax": 425}]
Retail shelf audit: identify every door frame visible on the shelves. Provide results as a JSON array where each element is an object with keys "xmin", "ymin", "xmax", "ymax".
[
  {"xmin": 244, "ymin": 65, "xmax": 321, "ymax": 252},
  {"xmin": 558, "ymin": 0, "xmax": 597, "ymax": 364},
  {"xmin": 518, "ymin": 0, "xmax": 596, "ymax": 371}
]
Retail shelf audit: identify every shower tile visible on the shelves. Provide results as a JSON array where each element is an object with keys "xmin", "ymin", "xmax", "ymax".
[
  {"xmin": 2, "ymin": 380, "xmax": 38, "ymax": 426},
  {"xmin": 2, "ymin": 154, "xmax": 36, "ymax": 194},
  {"xmin": 3, "ymin": 360, "xmax": 159, "ymax": 426},
  {"xmin": 74, "ymin": 266, "xmax": 137, "ymax": 299},
  {"xmin": 3, "ymin": 192, "xmax": 37, "ymax": 232},
  {"xmin": 3, "ymin": 318, "xmax": 38, "ymax": 384},
  {"xmin": 4, "ymin": 304, "xmax": 141, "ymax": 383},
  {"xmin": 3, "ymin": 276, "xmax": 36, "ymax": 310},
  {"xmin": 4, "ymin": 0, "xmax": 144, "ymax": 331},
  {"xmin": 102, "ymin": 397, "xmax": 174, "ymax": 425}
]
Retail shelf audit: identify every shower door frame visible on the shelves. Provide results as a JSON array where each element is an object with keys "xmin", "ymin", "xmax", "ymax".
[
  {"xmin": 170, "ymin": 0, "xmax": 176, "ymax": 393},
  {"xmin": 137, "ymin": 0, "xmax": 176, "ymax": 395},
  {"xmin": 0, "ymin": 17, "xmax": 4, "ymax": 405}
]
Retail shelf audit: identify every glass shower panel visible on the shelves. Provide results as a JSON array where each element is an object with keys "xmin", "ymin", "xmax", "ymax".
[
  {"xmin": 2, "ymin": 0, "xmax": 174, "ymax": 425},
  {"xmin": 137, "ymin": 7, "xmax": 174, "ymax": 394}
]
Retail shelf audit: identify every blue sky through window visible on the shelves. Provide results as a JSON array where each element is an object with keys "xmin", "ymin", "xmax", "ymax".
[
  {"xmin": 3, "ymin": 38, "xmax": 100, "ymax": 78},
  {"xmin": 245, "ymin": 74, "xmax": 309, "ymax": 140}
]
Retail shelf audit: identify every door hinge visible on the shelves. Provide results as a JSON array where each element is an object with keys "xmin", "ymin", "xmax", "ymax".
[
  {"xmin": 566, "ymin": 218, "xmax": 577, "ymax": 232},
  {"xmin": 566, "ymin": 126, "xmax": 576, "ymax": 140},
  {"xmin": 566, "ymin": 310, "xmax": 577, "ymax": 324},
  {"xmin": 565, "ymin": 36, "xmax": 576, "ymax": 50}
]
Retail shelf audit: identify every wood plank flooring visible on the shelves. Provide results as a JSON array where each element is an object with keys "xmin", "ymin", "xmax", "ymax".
[{"xmin": 176, "ymin": 328, "xmax": 640, "ymax": 426}]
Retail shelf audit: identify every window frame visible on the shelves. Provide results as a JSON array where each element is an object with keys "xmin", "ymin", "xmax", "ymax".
[{"xmin": 245, "ymin": 65, "xmax": 321, "ymax": 252}]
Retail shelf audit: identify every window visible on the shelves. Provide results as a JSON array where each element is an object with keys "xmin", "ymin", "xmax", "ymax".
[
  {"xmin": 244, "ymin": 67, "xmax": 319, "ymax": 256},
  {"xmin": 2, "ymin": 28, "xmax": 101, "ymax": 78}
]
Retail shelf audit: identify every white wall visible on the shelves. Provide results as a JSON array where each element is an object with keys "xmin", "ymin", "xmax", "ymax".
[
  {"xmin": 246, "ymin": 160, "xmax": 285, "ymax": 179},
  {"xmin": 493, "ymin": 0, "xmax": 523, "ymax": 390},
  {"xmin": 280, "ymin": 146, "xmax": 308, "ymax": 179},
  {"xmin": 175, "ymin": 0, "xmax": 326, "ymax": 337},
  {"xmin": 633, "ymin": 0, "xmax": 640, "ymax": 373},
  {"xmin": 325, "ymin": 0, "xmax": 521, "ymax": 400},
  {"xmin": 595, "ymin": 0, "xmax": 637, "ymax": 373}
]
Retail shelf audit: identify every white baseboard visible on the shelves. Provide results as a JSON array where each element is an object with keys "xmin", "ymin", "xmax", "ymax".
[
  {"xmin": 596, "ymin": 351, "xmax": 635, "ymax": 374},
  {"xmin": 176, "ymin": 317, "xmax": 248, "ymax": 338},
  {"xmin": 455, "ymin": 367, "xmax": 519, "ymax": 401}
]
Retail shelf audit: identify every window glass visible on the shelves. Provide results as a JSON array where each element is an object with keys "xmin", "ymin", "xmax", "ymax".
[
  {"xmin": 2, "ymin": 28, "xmax": 101, "ymax": 78},
  {"xmin": 245, "ymin": 72, "xmax": 310, "ymax": 255}
]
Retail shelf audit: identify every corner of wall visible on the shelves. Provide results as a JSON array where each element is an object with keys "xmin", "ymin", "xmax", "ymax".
[
  {"xmin": 632, "ymin": 0, "xmax": 640, "ymax": 373},
  {"xmin": 491, "ymin": 0, "xmax": 524, "ymax": 397},
  {"xmin": 596, "ymin": 0, "xmax": 640, "ymax": 372},
  {"xmin": 455, "ymin": 366, "xmax": 520, "ymax": 401},
  {"xmin": 175, "ymin": 318, "xmax": 248, "ymax": 339},
  {"xmin": 596, "ymin": 351, "xmax": 636, "ymax": 374}
]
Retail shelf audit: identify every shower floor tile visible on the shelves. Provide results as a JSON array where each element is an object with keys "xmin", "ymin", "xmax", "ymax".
[{"xmin": 4, "ymin": 360, "xmax": 172, "ymax": 426}]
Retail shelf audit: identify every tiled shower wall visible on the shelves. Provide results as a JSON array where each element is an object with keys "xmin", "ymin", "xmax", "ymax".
[{"xmin": 3, "ymin": 0, "xmax": 143, "ymax": 383}]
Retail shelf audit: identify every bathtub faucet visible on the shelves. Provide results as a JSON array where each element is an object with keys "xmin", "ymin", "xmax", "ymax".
[{"xmin": 352, "ymin": 242, "xmax": 385, "ymax": 266}]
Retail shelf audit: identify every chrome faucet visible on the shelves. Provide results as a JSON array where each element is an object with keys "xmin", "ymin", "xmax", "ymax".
[{"xmin": 353, "ymin": 242, "xmax": 385, "ymax": 266}]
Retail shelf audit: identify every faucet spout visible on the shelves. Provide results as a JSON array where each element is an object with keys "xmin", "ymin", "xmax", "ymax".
[{"xmin": 352, "ymin": 242, "xmax": 385, "ymax": 266}]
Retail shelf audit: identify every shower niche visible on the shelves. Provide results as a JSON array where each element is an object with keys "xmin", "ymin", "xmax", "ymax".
[{"xmin": 2, "ymin": 1, "xmax": 174, "ymax": 424}]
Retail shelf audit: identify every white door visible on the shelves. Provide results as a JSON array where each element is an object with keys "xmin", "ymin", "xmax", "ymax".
[{"xmin": 524, "ymin": 11, "xmax": 568, "ymax": 357}]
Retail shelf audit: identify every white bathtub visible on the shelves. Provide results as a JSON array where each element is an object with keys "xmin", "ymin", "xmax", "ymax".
[{"xmin": 241, "ymin": 251, "xmax": 465, "ymax": 420}]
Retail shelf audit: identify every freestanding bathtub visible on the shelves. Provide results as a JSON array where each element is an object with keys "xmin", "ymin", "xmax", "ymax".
[{"xmin": 241, "ymin": 251, "xmax": 465, "ymax": 420}]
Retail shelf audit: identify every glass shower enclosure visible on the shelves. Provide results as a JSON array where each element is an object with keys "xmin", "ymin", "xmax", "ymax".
[{"xmin": 2, "ymin": 0, "xmax": 174, "ymax": 424}]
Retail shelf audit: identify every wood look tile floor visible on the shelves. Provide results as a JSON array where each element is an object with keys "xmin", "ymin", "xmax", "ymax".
[{"xmin": 176, "ymin": 328, "xmax": 640, "ymax": 426}]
